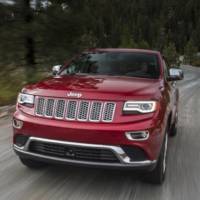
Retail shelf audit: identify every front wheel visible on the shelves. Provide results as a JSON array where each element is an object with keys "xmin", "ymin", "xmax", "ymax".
[
  {"xmin": 170, "ymin": 112, "xmax": 178, "ymax": 137},
  {"xmin": 144, "ymin": 132, "xmax": 168, "ymax": 184}
]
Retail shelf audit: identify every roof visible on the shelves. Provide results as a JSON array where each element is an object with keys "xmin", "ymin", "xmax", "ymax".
[{"xmin": 86, "ymin": 48, "xmax": 160, "ymax": 55}]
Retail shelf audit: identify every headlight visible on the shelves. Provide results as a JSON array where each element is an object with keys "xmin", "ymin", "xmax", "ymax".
[
  {"xmin": 18, "ymin": 93, "xmax": 34, "ymax": 105},
  {"xmin": 123, "ymin": 101, "xmax": 157, "ymax": 113}
]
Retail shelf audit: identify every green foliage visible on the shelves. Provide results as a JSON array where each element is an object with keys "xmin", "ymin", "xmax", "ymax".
[
  {"xmin": 163, "ymin": 43, "xmax": 178, "ymax": 66},
  {"xmin": 184, "ymin": 40, "xmax": 198, "ymax": 64},
  {"xmin": 0, "ymin": 66, "xmax": 47, "ymax": 106},
  {"xmin": 191, "ymin": 57, "xmax": 200, "ymax": 67},
  {"xmin": 119, "ymin": 25, "xmax": 136, "ymax": 48},
  {"xmin": 0, "ymin": 66, "xmax": 25, "ymax": 106},
  {"xmin": 137, "ymin": 40, "xmax": 150, "ymax": 50}
]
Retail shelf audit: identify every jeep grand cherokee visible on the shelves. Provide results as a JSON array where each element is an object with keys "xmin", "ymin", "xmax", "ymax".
[{"xmin": 13, "ymin": 48, "xmax": 183, "ymax": 184}]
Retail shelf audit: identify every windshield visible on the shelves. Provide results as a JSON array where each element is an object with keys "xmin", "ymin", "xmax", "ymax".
[{"xmin": 60, "ymin": 52, "xmax": 160, "ymax": 79}]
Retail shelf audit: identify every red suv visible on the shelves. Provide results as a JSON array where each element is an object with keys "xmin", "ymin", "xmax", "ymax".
[{"xmin": 13, "ymin": 49, "xmax": 183, "ymax": 184}]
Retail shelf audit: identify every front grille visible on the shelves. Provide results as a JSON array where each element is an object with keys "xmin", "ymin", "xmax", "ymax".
[
  {"xmin": 29, "ymin": 141, "xmax": 119, "ymax": 163},
  {"xmin": 36, "ymin": 98, "xmax": 45, "ymax": 116},
  {"xmin": 35, "ymin": 97, "xmax": 116, "ymax": 122},
  {"xmin": 55, "ymin": 100, "xmax": 66, "ymax": 119},
  {"xmin": 66, "ymin": 100, "xmax": 78, "ymax": 120},
  {"xmin": 45, "ymin": 99, "xmax": 55, "ymax": 117},
  {"xmin": 77, "ymin": 101, "xmax": 90, "ymax": 121},
  {"xmin": 89, "ymin": 102, "xmax": 103, "ymax": 121},
  {"xmin": 102, "ymin": 102, "xmax": 116, "ymax": 122}
]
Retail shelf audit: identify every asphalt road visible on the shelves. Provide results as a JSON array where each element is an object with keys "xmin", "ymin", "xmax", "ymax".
[{"xmin": 0, "ymin": 66, "xmax": 200, "ymax": 200}]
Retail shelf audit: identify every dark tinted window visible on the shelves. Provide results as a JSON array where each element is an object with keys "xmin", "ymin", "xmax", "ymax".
[{"xmin": 60, "ymin": 52, "xmax": 160, "ymax": 79}]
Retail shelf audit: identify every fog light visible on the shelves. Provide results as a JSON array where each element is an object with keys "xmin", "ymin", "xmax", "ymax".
[
  {"xmin": 15, "ymin": 135, "xmax": 29, "ymax": 147},
  {"xmin": 13, "ymin": 119, "xmax": 23, "ymax": 129},
  {"xmin": 125, "ymin": 131, "xmax": 149, "ymax": 141}
]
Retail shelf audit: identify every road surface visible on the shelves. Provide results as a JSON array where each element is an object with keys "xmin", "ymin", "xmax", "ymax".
[{"xmin": 0, "ymin": 66, "xmax": 200, "ymax": 200}]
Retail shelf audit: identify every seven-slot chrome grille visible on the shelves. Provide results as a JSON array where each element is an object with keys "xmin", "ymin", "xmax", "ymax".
[{"xmin": 35, "ymin": 97, "xmax": 116, "ymax": 122}]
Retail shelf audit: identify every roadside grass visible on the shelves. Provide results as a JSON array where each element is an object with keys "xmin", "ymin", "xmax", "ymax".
[
  {"xmin": 0, "ymin": 65, "xmax": 48, "ymax": 106},
  {"xmin": 0, "ymin": 67, "xmax": 23, "ymax": 106},
  {"xmin": 192, "ymin": 59, "xmax": 200, "ymax": 67}
]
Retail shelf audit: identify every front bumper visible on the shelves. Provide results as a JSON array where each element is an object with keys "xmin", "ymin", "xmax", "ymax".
[
  {"xmin": 13, "ymin": 110, "xmax": 163, "ymax": 159},
  {"xmin": 14, "ymin": 136, "xmax": 157, "ymax": 170}
]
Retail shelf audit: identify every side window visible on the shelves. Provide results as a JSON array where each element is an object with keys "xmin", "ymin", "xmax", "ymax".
[{"xmin": 163, "ymin": 59, "xmax": 169, "ymax": 79}]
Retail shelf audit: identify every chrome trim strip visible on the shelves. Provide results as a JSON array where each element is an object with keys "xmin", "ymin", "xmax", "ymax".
[
  {"xmin": 14, "ymin": 137, "xmax": 156, "ymax": 167},
  {"xmin": 125, "ymin": 131, "xmax": 149, "ymax": 141},
  {"xmin": 12, "ymin": 119, "xmax": 23, "ymax": 129}
]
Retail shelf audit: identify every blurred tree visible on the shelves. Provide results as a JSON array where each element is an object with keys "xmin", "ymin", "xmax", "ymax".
[
  {"xmin": 184, "ymin": 39, "xmax": 198, "ymax": 64},
  {"xmin": 0, "ymin": 0, "xmax": 200, "ymax": 70},
  {"xmin": 163, "ymin": 42, "xmax": 178, "ymax": 66},
  {"xmin": 13, "ymin": 0, "xmax": 36, "ymax": 82},
  {"xmin": 24, "ymin": 0, "xmax": 35, "ymax": 65},
  {"xmin": 137, "ymin": 40, "xmax": 150, "ymax": 49},
  {"xmin": 119, "ymin": 25, "xmax": 136, "ymax": 48}
]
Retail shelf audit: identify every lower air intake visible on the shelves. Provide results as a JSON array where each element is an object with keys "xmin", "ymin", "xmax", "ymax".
[{"xmin": 29, "ymin": 141, "xmax": 120, "ymax": 163}]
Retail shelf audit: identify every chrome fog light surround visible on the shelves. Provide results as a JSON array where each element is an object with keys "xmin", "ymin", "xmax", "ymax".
[
  {"xmin": 13, "ymin": 119, "xmax": 23, "ymax": 129},
  {"xmin": 125, "ymin": 131, "xmax": 149, "ymax": 141}
]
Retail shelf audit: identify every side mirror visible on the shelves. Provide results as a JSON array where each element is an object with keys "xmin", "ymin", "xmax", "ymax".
[
  {"xmin": 167, "ymin": 68, "xmax": 184, "ymax": 81},
  {"xmin": 52, "ymin": 65, "xmax": 62, "ymax": 76}
]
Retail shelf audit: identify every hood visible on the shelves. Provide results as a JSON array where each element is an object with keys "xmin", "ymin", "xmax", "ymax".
[{"xmin": 23, "ymin": 74, "xmax": 163, "ymax": 101}]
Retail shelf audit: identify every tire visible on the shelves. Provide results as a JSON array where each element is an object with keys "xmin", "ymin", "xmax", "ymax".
[
  {"xmin": 143, "ymin": 132, "xmax": 168, "ymax": 184},
  {"xmin": 19, "ymin": 157, "xmax": 47, "ymax": 169},
  {"xmin": 170, "ymin": 112, "xmax": 178, "ymax": 137},
  {"xmin": 170, "ymin": 123, "xmax": 177, "ymax": 137}
]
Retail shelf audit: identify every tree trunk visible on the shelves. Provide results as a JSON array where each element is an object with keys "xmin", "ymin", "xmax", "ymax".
[{"xmin": 23, "ymin": 0, "xmax": 36, "ymax": 81}]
